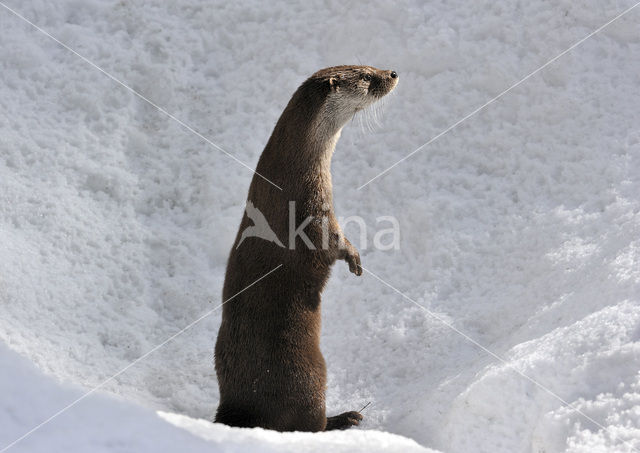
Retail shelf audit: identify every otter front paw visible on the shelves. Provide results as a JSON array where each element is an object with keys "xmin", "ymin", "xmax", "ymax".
[{"xmin": 345, "ymin": 248, "xmax": 362, "ymax": 276}]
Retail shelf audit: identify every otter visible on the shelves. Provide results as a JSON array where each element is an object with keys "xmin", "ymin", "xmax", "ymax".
[{"xmin": 214, "ymin": 65, "xmax": 398, "ymax": 431}]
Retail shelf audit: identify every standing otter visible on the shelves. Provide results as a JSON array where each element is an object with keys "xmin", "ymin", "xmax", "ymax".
[{"xmin": 214, "ymin": 65, "xmax": 398, "ymax": 431}]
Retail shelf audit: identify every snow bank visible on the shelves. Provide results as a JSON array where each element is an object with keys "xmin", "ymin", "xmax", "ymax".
[
  {"xmin": 1, "ymin": 0, "xmax": 639, "ymax": 452},
  {"xmin": 0, "ymin": 344, "xmax": 431, "ymax": 452}
]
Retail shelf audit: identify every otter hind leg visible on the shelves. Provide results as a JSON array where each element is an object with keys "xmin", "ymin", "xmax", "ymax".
[
  {"xmin": 215, "ymin": 404, "xmax": 258, "ymax": 428},
  {"xmin": 325, "ymin": 411, "xmax": 363, "ymax": 431}
]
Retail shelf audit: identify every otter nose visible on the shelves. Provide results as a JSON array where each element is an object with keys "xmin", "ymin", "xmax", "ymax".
[{"xmin": 390, "ymin": 71, "xmax": 398, "ymax": 79}]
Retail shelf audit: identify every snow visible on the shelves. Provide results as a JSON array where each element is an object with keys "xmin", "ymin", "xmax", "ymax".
[
  {"xmin": 0, "ymin": 344, "xmax": 430, "ymax": 453},
  {"xmin": 0, "ymin": 0, "xmax": 639, "ymax": 452}
]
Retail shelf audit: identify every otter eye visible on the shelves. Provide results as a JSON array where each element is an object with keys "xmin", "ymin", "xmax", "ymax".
[{"xmin": 363, "ymin": 74, "xmax": 372, "ymax": 82}]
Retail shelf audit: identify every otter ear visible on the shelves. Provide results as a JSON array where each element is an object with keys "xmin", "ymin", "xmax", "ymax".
[{"xmin": 328, "ymin": 77, "xmax": 339, "ymax": 92}]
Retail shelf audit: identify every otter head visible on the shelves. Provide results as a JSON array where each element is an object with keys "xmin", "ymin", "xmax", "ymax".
[{"xmin": 304, "ymin": 65, "xmax": 398, "ymax": 132}]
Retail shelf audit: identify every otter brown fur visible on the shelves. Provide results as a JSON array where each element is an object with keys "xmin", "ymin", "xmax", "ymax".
[{"xmin": 214, "ymin": 65, "xmax": 398, "ymax": 431}]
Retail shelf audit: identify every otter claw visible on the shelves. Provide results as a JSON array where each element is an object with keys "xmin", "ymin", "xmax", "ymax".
[{"xmin": 346, "ymin": 251, "xmax": 362, "ymax": 276}]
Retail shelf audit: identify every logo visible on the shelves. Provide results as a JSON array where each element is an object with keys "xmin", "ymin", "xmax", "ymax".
[
  {"xmin": 236, "ymin": 201, "xmax": 284, "ymax": 249},
  {"xmin": 236, "ymin": 201, "xmax": 400, "ymax": 251}
]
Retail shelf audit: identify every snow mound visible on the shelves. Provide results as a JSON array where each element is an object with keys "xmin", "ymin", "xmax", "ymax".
[
  {"xmin": 0, "ymin": 344, "xmax": 433, "ymax": 453},
  {"xmin": 158, "ymin": 413, "xmax": 432, "ymax": 453}
]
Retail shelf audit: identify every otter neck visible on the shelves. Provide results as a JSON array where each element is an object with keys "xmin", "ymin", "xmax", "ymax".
[
  {"xmin": 304, "ymin": 121, "xmax": 342, "ymax": 173},
  {"xmin": 278, "ymin": 98, "xmax": 347, "ymax": 175}
]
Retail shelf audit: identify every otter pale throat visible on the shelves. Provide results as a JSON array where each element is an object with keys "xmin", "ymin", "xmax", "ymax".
[{"xmin": 214, "ymin": 66, "xmax": 398, "ymax": 432}]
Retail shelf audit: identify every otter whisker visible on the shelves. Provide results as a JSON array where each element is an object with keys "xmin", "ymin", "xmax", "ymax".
[
  {"xmin": 356, "ymin": 110, "xmax": 366, "ymax": 136},
  {"xmin": 366, "ymin": 109, "xmax": 375, "ymax": 132},
  {"xmin": 372, "ymin": 101, "xmax": 382, "ymax": 127}
]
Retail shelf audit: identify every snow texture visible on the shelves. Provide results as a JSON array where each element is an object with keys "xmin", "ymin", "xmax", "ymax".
[
  {"xmin": 0, "ymin": 343, "xmax": 431, "ymax": 453},
  {"xmin": 1, "ymin": 0, "xmax": 639, "ymax": 452}
]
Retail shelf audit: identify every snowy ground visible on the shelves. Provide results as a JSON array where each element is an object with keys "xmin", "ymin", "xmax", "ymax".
[{"xmin": 1, "ymin": 0, "xmax": 639, "ymax": 452}]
